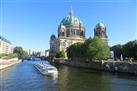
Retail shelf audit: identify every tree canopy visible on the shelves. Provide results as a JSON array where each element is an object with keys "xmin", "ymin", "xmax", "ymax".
[
  {"xmin": 123, "ymin": 40, "xmax": 137, "ymax": 60},
  {"xmin": 85, "ymin": 37, "xmax": 110, "ymax": 61},
  {"xmin": 13, "ymin": 46, "xmax": 28, "ymax": 59},
  {"xmin": 67, "ymin": 42, "xmax": 85, "ymax": 60},
  {"xmin": 110, "ymin": 44, "xmax": 123, "ymax": 59},
  {"xmin": 111, "ymin": 40, "xmax": 137, "ymax": 61},
  {"xmin": 67, "ymin": 36, "xmax": 110, "ymax": 62}
]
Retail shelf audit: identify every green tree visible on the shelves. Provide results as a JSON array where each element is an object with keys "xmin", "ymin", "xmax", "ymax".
[
  {"xmin": 123, "ymin": 40, "xmax": 137, "ymax": 60},
  {"xmin": 110, "ymin": 44, "xmax": 123, "ymax": 59},
  {"xmin": 13, "ymin": 47, "xmax": 28, "ymax": 59},
  {"xmin": 67, "ymin": 42, "xmax": 84, "ymax": 60},
  {"xmin": 56, "ymin": 50, "xmax": 65, "ymax": 58},
  {"xmin": 67, "ymin": 37, "xmax": 110, "ymax": 62},
  {"xmin": 85, "ymin": 36, "xmax": 110, "ymax": 61}
]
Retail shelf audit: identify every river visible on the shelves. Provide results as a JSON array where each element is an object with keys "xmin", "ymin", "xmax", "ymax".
[{"xmin": 0, "ymin": 61, "xmax": 137, "ymax": 91}]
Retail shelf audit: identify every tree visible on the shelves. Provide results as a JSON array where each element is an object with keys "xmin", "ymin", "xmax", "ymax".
[
  {"xmin": 110, "ymin": 40, "xmax": 137, "ymax": 61},
  {"xmin": 56, "ymin": 50, "xmax": 65, "ymax": 58},
  {"xmin": 13, "ymin": 47, "xmax": 28, "ymax": 59},
  {"xmin": 67, "ymin": 42, "xmax": 84, "ymax": 60},
  {"xmin": 85, "ymin": 36, "xmax": 110, "ymax": 61},
  {"xmin": 123, "ymin": 40, "xmax": 137, "ymax": 60},
  {"xmin": 110, "ymin": 44, "xmax": 123, "ymax": 59},
  {"xmin": 67, "ymin": 37, "xmax": 110, "ymax": 62}
]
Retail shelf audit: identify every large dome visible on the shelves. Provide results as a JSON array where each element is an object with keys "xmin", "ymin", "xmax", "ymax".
[
  {"xmin": 58, "ymin": 7, "xmax": 85, "ymax": 38},
  {"xmin": 60, "ymin": 8, "xmax": 83, "ymax": 26}
]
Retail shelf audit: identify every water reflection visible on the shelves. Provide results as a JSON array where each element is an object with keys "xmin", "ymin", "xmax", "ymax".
[{"xmin": 57, "ymin": 65, "xmax": 111, "ymax": 91}]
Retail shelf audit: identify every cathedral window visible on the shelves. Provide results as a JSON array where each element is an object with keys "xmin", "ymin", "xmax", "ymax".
[
  {"xmin": 76, "ymin": 30, "xmax": 79, "ymax": 35},
  {"xmin": 67, "ymin": 29, "xmax": 70, "ymax": 37},
  {"xmin": 62, "ymin": 32, "xmax": 65, "ymax": 36},
  {"xmin": 80, "ymin": 31, "xmax": 84, "ymax": 36}
]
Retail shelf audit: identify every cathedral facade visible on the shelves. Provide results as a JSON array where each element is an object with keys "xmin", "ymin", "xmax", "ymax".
[{"xmin": 50, "ymin": 8, "xmax": 108, "ymax": 58}]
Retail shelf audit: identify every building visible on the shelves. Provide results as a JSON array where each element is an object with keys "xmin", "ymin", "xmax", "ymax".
[
  {"xmin": 0, "ymin": 36, "xmax": 13, "ymax": 54},
  {"xmin": 45, "ymin": 49, "xmax": 50, "ymax": 57},
  {"xmin": 50, "ymin": 7, "xmax": 108, "ymax": 58},
  {"xmin": 50, "ymin": 34, "xmax": 58, "ymax": 57},
  {"xmin": 94, "ymin": 22, "xmax": 108, "ymax": 41},
  {"xmin": 50, "ymin": 7, "xmax": 86, "ymax": 58}
]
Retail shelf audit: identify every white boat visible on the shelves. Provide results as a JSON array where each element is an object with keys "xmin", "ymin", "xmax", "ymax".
[{"xmin": 34, "ymin": 62, "xmax": 58, "ymax": 78}]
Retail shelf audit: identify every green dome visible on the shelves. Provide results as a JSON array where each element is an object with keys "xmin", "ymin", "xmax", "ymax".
[{"xmin": 60, "ymin": 9, "xmax": 83, "ymax": 26}]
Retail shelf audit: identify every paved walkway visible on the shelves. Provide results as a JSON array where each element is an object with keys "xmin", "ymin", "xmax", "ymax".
[{"xmin": 0, "ymin": 59, "xmax": 21, "ymax": 70}]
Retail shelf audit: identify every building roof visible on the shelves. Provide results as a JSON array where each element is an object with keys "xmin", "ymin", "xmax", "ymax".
[
  {"xmin": 95, "ymin": 22, "xmax": 106, "ymax": 29},
  {"xmin": 60, "ymin": 7, "xmax": 84, "ymax": 26},
  {"xmin": 50, "ymin": 34, "xmax": 56, "ymax": 40},
  {"xmin": 0, "ymin": 35, "xmax": 12, "ymax": 44}
]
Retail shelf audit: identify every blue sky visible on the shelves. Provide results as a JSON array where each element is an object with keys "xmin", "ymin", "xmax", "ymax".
[{"xmin": 0, "ymin": 0, "xmax": 136, "ymax": 51}]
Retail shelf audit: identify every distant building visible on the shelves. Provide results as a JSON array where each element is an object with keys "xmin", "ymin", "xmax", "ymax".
[
  {"xmin": 45, "ymin": 49, "xmax": 49, "ymax": 57},
  {"xmin": 40, "ymin": 51, "xmax": 46, "ymax": 57},
  {"xmin": 0, "ymin": 36, "xmax": 13, "ymax": 54}
]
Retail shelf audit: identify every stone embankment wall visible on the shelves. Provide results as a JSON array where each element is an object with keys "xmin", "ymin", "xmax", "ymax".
[
  {"xmin": 0, "ymin": 58, "xmax": 21, "ymax": 70},
  {"xmin": 53, "ymin": 59, "xmax": 137, "ymax": 75}
]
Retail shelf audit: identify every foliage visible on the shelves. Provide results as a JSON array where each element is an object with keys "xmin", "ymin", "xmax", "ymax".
[
  {"xmin": 67, "ymin": 42, "xmax": 84, "ymax": 60},
  {"xmin": 123, "ymin": 40, "xmax": 137, "ymax": 60},
  {"xmin": 0, "ymin": 53, "xmax": 17, "ymax": 59},
  {"xmin": 85, "ymin": 37, "xmax": 110, "ymax": 61},
  {"xmin": 67, "ymin": 36, "xmax": 110, "ymax": 61},
  {"xmin": 13, "ymin": 46, "xmax": 28, "ymax": 59},
  {"xmin": 0, "ymin": 53, "xmax": 6, "ymax": 58},
  {"xmin": 110, "ymin": 44, "xmax": 123, "ymax": 59},
  {"xmin": 56, "ymin": 50, "xmax": 65, "ymax": 58},
  {"xmin": 8, "ymin": 53, "xmax": 17, "ymax": 58},
  {"xmin": 111, "ymin": 40, "xmax": 137, "ymax": 61}
]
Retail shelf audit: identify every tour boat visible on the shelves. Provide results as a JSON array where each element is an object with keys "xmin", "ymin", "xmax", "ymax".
[{"xmin": 34, "ymin": 62, "xmax": 58, "ymax": 78}]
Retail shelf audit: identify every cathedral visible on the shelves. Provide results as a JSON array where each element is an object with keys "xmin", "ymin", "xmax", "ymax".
[{"xmin": 50, "ymin": 8, "xmax": 108, "ymax": 58}]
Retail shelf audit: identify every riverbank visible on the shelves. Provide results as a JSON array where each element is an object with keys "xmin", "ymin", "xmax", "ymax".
[
  {"xmin": 53, "ymin": 59, "xmax": 137, "ymax": 75},
  {"xmin": 0, "ymin": 58, "xmax": 21, "ymax": 70}
]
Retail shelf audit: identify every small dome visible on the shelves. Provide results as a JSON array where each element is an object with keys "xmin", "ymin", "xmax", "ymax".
[
  {"xmin": 60, "ymin": 24, "xmax": 66, "ymax": 29},
  {"xmin": 95, "ymin": 22, "xmax": 106, "ymax": 29},
  {"xmin": 50, "ymin": 34, "xmax": 56, "ymax": 40}
]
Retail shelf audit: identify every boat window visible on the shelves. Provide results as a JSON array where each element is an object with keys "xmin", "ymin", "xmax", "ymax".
[{"xmin": 47, "ymin": 68, "xmax": 55, "ymax": 70}]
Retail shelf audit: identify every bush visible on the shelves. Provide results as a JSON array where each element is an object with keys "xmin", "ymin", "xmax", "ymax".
[
  {"xmin": 0, "ymin": 53, "xmax": 6, "ymax": 58},
  {"xmin": 56, "ymin": 50, "xmax": 65, "ymax": 58},
  {"xmin": 0, "ymin": 53, "xmax": 17, "ymax": 59}
]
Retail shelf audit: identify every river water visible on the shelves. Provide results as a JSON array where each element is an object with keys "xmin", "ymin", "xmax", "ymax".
[{"xmin": 0, "ymin": 61, "xmax": 137, "ymax": 91}]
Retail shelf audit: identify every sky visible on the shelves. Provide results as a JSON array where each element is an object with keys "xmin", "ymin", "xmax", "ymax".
[{"xmin": 0, "ymin": 0, "xmax": 136, "ymax": 51}]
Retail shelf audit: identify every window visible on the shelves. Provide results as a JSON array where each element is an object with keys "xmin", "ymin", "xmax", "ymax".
[
  {"xmin": 81, "ymin": 31, "xmax": 84, "ymax": 36},
  {"xmin": 62, "ymin": 32, "xmax": 65, "ymax": 36},
  {"xmin": 67, "ymin": 29, "xmax": 70, "ymax": 37}
]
